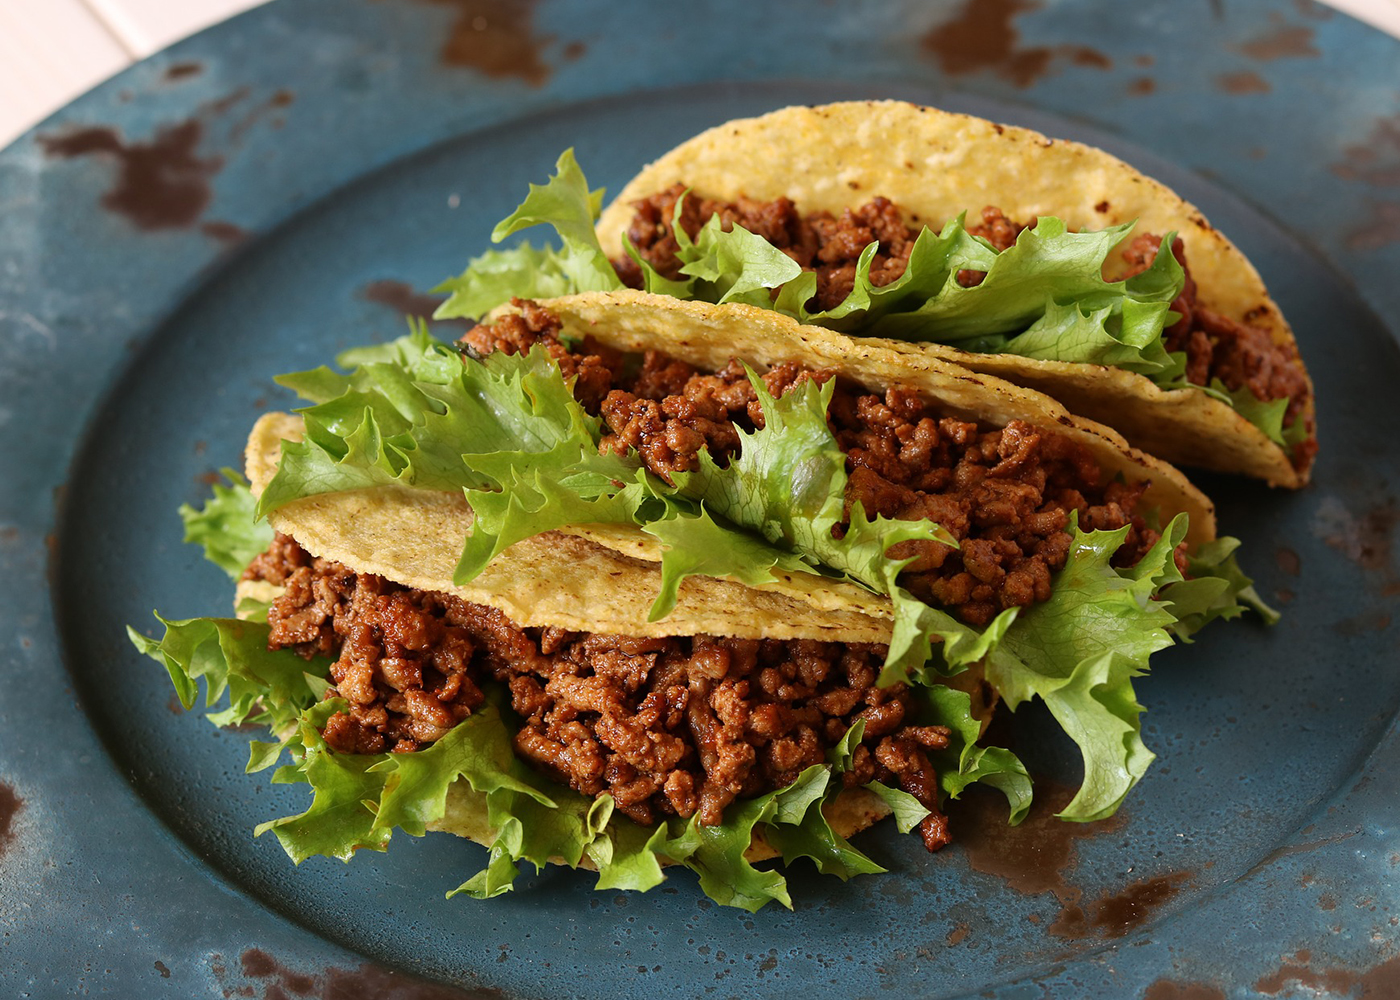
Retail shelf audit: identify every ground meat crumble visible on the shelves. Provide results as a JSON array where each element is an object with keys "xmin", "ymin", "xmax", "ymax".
[
  {"xmin": 465, "ymin": 301, "xmax": 1182, "ymax": 629},
  {"xmin": 614, "ymin": 187, "xmax": 1314, "ymax": 467},
  {"xmin": 246, "ymin": 533, "xmax": 953, "ymax": 849},
  {"xmin": 244, "ymin": 292, "xmax": 1210, "ymax": 847}
]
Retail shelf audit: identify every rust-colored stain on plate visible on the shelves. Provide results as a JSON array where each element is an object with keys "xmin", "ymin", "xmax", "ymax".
[
  {"xmin": 1237, "ymin": 23, "xmax": 1320, "ymax": 61},
  {"xmin": 1142, "ymin": 981, "xmax": 1226, "ymax": 1000},
  {"xmin": 1315, "ymin": 497, "xmax": 1398, "ymax": 573},
  {"xmin": 1332, "ymin": 610, "xmax": 1392, "ymax": 635},
  {"xmin": 164, "ymin": 62, "xmax": 204, "ymax": 81},
  {"xmin": 224, "ymin": 947, "xmax": 506, "ymax": 999},
  {"xmin": 953, "ymin": 782, "xmax": 1192, "ymax": 939},
  {"xmin": 1346, "ymin": 201, "xmax": 1400, "ymax": 252},
  {"xmin": 37, "ymin": 88, "xmax": 290, "ymax": 232},
  {"xmin": 361, "ymin": 279, "xmax": 448, "ymax": 319},
  {"xmin": 406, "ymin": 0, "xmax": 561, "ymax": 86},
  {"xmin": 38, "ymin": 122, "xmax": 223, "ymax": 230},
  {"xmin": 0, "ymin": 781, "xmax": 22, "ymax": 858},
  {"xmin": 920, "ymin": 0, "xmax": 1112, "ymax": 88},
  {"xmin": 1056, "ymin": 871, "xmax": 1192, "ymax": 939},
  {"xmin": 1333, "ymin": 114, "xmax": 1400, "ymax": 187},
  {"xmin": 1216, "ymin": 71, "xmax": 1271, "ymax": 94},
  {"xmin": 201, "ymin": 220, "xmax": 249, "ymax": 244},
  {"xmin": 1255, "ymin": 949, "xmax": 1400, "ymax": 996},
  {"xmin": 951, "ymin": 783, "xmax": 1125, "ymax": 929}
]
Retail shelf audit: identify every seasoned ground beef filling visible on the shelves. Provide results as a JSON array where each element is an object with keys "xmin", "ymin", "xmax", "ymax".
[
  {"xmin": 246, "ymin": 534, "xmax": 954, "ymax": 849},
  {"xmin": 1121, "ymin": 234, "xmax": 1316, "ymax": 470},
  {"xmin": 614, "ymin": 188, "xmax": 1314, "ymax": 465},
  {"xmin": 466, "ymin": 301, "xmax": 1181, "ymax": 628},
  {"xmin": 613, "ymin": 184, "xmax": 1021, "ymax": 309}
]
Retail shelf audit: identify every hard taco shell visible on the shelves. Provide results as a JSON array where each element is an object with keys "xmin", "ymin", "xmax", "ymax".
[
  {"xmin": 595, "ymin": 101, "xmax": 1314, "ymax": 488},
  {"xmin": 241, "ymin": 287, "xmax": 1214, "ymax": 864}
]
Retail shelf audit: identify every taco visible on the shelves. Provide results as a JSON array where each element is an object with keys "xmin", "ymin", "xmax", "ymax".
[
  {"xmin": 439, "ymin": 102, "xmax": 1315, "ymax": 488},
  {"xmin": 130, "ymin": 291, "xmax": 1268, "ymax": 910}
]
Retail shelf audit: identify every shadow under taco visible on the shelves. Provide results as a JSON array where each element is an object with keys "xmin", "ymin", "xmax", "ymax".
[{"xmin": 130, "ymin": 290, "xmax": 1273, "ymax": 910}]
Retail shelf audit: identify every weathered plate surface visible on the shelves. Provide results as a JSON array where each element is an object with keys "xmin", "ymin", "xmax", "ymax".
[{"xmin": 2, "ymin": 1, "xmax": 1398, "ymax": 997}]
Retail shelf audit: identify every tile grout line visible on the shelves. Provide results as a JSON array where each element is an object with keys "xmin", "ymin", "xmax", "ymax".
[{"xmin": 77, "ymin": 0, "xmax": 147, "ymax": 60}]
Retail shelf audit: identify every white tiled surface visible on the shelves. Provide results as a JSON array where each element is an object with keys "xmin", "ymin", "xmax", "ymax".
[
  {"xmin": 0, "ymin": 0, "xmax": 269, "ymax": 147},
  {"xmin": 2, "ymin": 0, "xmax": 1399, "ymax": 150}
]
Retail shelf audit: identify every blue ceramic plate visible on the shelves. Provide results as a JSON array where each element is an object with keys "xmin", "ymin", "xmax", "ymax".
[{"xmin": 3, "ymin": 1, "xmax": 1398, "ymax": 997}]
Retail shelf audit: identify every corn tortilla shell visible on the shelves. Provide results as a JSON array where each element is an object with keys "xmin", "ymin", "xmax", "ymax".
[
  {"xmin": 245, "ymin": 413, "xmax": 894, "ymax": 643},
  {"xmin": 241, "ymin": 416, "xmax": 993, "ymax": 867},
  {"xmin": 596, "ymin": 101, "xmax": 1313, "ymax": 488},
  {"xmin": 526, "ymin": 291, "xmax": 1217, "ymax": 548}
]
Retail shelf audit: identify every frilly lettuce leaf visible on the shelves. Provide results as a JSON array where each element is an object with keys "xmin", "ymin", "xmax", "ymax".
[
  {"xmin": 485, "ymin": 148, "xmax": 622, "ymax": 296},
  {"xmin": 129, "ymin": 610, "xmax": 1012, "ymax": 909},
  {"xmin": 668, "ymin": 203, "xmax": 804, "ymax": 307},
  {"xmin": 452, "ymin": 152, "xmax": 1315, "ymax": 454},
  {"xmin": 1207, "ymin": 377, "xmax": 1310, "ymax": 452},
  {"xmin": 179, "ymin": 470, "xmax": 274, "ymax": 580},
  {"xmin": 252, "ymin": 327, "xmax": 1269, "ymax": 824},
  {"xmin": 434, "ymin": 243, "xmax": 575, "ymax": 322},
  {"xmin": 1168, "ymin": 534, "xmax": 1279, "ymax": 636},
  {"xmin": 125, "ymin": 614, "xmax": 324, "ymax": 732}
]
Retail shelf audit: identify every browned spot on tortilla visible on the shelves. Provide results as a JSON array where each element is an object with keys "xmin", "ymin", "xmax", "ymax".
[
  {"xmin": 167, "ymin": 695, "xmax": 186, "ymax": 715},
  {"xmin": 1319, "ymin": 892, "xmax": 1338, "ymax": 910},
  {"xmin": 1276, "ymin": 546, "xmax": 1301, "ymax": 575},
  {"xmin": 194, "ymin": 440, "xmax": 208, "ymax": 456},
  {"xmin": 408, "ymin": 0, "xmax": 556, "ymax": 86},
  {"xmin": 1217, "ymin": 71, "xmax": 1271, "ymax": 94},
  {"xmin": 164, "ymin": 62, "xmax": 204, "ymax": 81},
  {"xmin": 197, "ymin": 470, "xmax": 223, "ymax": 486},
  {"xmin": 1316, "ymin": 498, "xmax": 1398, "ymax": 572},
  {"xmin": 1238, "ymin": 24, "xmax": 1320, "ymax": 61},
  {"xmin": 945, "ymin": 922, "xmax": 969, "ymax": 946},
  {"xmin": 38, "ymin": 123, "xmax": 222, "ymax": 230},
  {"xmin": 361, "ymin": 280, "xmax": 450, "ymax": 321},
  {"xmin": 1346, "ymin": 201, "xmax": 1400, "ymax": 251},
  {"xmin": 0, "ymin": 782, "xmax": 22, "ymax": 858},
  {"xmin": 1143, "ymin": 981, "xmax": 1226, "ymax": 1000},
  {"xmin": 1134, "ymin": 54, "xmax": 1155, "ymax": 67},
  {"xmin": 920, "ymin": 0, "xmax": 1111, "ymax": 88},
  {"xmin": 1332, "ymin": 115, "xmax": 1400, "ymax": 187},
  {"xmin": 1254, "ymin": 950, "xmax": 1400, "ymax": 996},
  {"xmin": 1275, "ymin": 587, "xmax": 1296, "ymax": 605},
  {"xmin": 1127, "ymin": 77, "xmax": 1155, "ymax": 96},
  {"xmin": 200, "ymin": 220, "xmax": 247, "ymax": 244},
  {"xmin": 0, "ymin": 526, "xmax": 18, "ymax": 545},
  {"xmin": 562, "ymin": 40, "xmax": 586, "ymax": 60},
  {"xmin": 154, "ymin": 961, "xmax": 172, "ymax": 978}
]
